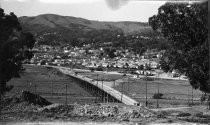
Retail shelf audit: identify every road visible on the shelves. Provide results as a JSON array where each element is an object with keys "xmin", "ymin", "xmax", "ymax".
[{"xmin": 57, "ymin": 67, "xmax": 140, "ymax": 106}]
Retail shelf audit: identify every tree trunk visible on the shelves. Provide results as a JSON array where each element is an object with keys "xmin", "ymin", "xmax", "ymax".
[
  {"xmin": 0, "ymin": 80, "xmax": 5, "ymax": 120},
  {"xmin": 208, "ymin": 95, "xmax": 210, "ymax": 110},
  {"xmin": 0, "ymin": 91, "xmax": 2, "ymax": 120}
]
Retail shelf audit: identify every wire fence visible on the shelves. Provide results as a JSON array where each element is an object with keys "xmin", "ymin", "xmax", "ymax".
[
  {"xmin": 64, "ymin": 71, "xmax": 209, "ymax": 108},
  {"xmin": 8, "ymin": 80, "xmax": 97, "ymax": 104},
  {"xmin": 6, "ymin": 76, "xmax": 210, "ymax": 109},
  {"xmin": 111, "ymin": 77, "xmax": 209, "ymax": 108}
]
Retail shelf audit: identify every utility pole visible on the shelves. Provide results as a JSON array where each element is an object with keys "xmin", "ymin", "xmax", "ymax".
[
  {"xmin": 95, "ymin": 74, "xmax": 98, "ymax": 103},
  {"xmin": 102, "ymin": 79, "xmax": 103, "ymax": 90},
  {"xmin": 127, "ymin": 77, "xmax": 129, "ymax": 92},
  {"xmin": 35, "ymin": 82, "xmax": 37, "ymax": 94},
  {"xmin": 188, "ymin": 85, "xmax": 190, "ymax": 106},
  {"xmin": 65, "ymin": 84, "xmax": 67, "ymax": 105},
  {"xmin": 192, "ymin": 86, "xmax": 193, "ymax": 105},
  {"xmin": 102, "ymin": 75, "xmax": 104, "ymax": 102},
  {"xmin": 51, "ymin": 81, "xmax": 53, "ymax": 101},
  {"xmin": 121, "ymin": 82, "xmax": 124, "ymax": 102},
  {"xmin": 146, "ymin": 72, "xmax": 148, "ymax": 107},
  {"xmin": 157, "ymin": 73, "xmax": 159, "ymax": 108}
]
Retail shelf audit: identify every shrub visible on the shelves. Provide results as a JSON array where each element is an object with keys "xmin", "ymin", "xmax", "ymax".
[
  {"xmin": 157, "ymin": 111, "xmax": 168, "ymax": 118},
  {"xmin": 142, "ymin": 77, "xmax": 154, "ymax": 81},
  {"xmin": 153, "ymin": 93, "xmax": 163, "ymax": 99},
  {"xmin": 200, "ymin": 94, "xmax": 207, "ymax": 103},
  {"xmin": 177, "ymin": 112, "xmax": 191, "ymax": 117},
  {"xmin": 96, "ymin": 67, "xmax": 103, "ymax": 71},
  {"xmin": 90, "ymin": 68, "xmax": 95, "ymax": 72}
]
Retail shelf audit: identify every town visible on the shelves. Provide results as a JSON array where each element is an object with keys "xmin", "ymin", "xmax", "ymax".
[
  {"xmin": 0, "ymin": 0, "xmax": 209, "ymax": 124},
  {"xmin": 31, "ymin": 44, "xmax": 173, "ymax": 76}
]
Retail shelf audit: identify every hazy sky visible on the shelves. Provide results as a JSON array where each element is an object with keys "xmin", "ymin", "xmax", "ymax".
[{"xmin": 0, "ymin": 0, "xmax": 167, "ymax": 22}]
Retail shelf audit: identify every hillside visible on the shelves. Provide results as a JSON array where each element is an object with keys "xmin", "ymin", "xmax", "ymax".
[
  {"xmin": 18, "ymin": 14, "xmax": 155, "ymax": 46},
  {"xmin": 19, "ymin": 14, "xmax": 152, "ymax": 34}
]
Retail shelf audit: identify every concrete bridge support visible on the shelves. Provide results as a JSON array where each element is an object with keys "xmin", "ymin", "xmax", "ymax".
[{"xmin": 73, "ymin": 77, "xmax": 120, "ymax": 103}]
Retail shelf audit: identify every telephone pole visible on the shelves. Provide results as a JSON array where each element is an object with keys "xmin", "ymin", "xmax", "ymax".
[{"xmin": 146, "ymin": 74, "xmax": 148, "ymax": 107}]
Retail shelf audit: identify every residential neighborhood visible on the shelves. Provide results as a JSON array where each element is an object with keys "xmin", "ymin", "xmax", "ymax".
[{"xmin": 30, "ymin": 43, "xmax": 163, "ymax": 73}]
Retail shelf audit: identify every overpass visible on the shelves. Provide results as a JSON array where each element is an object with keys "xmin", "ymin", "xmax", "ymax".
[{"xmin": 56, "ymin": 67, "xmax": 140, "ymax": 106}]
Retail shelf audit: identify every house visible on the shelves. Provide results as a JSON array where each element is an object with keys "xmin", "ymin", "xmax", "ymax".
[
  {"xmin": 150, "ymin": 61, "xmax": 159, "ymax": 69},
  {"xmin": 133, "ymin": 74, "xmax": 140, "ymax": 79}
]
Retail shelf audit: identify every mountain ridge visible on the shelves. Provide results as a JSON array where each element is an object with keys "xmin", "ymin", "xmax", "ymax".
[
  {"xmin": 19, "ymin": 14, "xmax": 152, "ymax": 34},
  {"xmin": 18, "ymin": 14, "xmax": 156, "ymax": 46}
]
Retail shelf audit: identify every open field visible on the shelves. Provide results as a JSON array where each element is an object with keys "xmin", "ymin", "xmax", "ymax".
[
  {"xmin": 2, "ymin": 65, "xmax": 209, "ymax": 124},
  {"xmin": 6, "ymin": 65, "xmax": 95, "ymax": 104},
  {"xmin": 6, "ymin": 65, "xmax": 204, "ymax": 107},
  {"xmin": 75, "ymin": 70, "xmax": 204, "ymax": 108}
]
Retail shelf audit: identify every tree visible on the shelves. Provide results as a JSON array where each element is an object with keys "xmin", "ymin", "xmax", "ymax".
[
  {"xmin": 138, "ymin": 65, "xmax": 144, "ymax": 70},
  {"xmin": 149, "ymin": 1, "xmax": 209, "ymax": 93},
  {"xmin": 0, "ymin": 9, "xmax": 35, "ymax": 97}
]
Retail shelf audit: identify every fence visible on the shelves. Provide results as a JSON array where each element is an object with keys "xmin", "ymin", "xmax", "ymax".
[
  {"xmin": 8, "ymin": 80, "xmax": 97, "ymax": 104},
  {"xmin": 6, "ymin": 75, "xmax": 210, "ymax": 109},
  {"xmin": 111, "ymin": 76, "xmax": 209, "ymax": 108}
]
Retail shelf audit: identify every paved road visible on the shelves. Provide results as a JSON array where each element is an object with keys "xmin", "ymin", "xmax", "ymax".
[{"xmin": 58, "ymin": 67, "xmax": 140, "ymax": 106}]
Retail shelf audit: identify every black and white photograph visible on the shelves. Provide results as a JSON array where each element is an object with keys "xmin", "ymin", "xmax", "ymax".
[{"xmin": 0, "ymin": 0, "xmax": 209, "ymax": 124}]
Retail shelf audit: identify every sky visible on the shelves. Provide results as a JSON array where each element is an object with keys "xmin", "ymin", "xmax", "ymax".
[{"xmin": 1, "ymin": 0, "xmax": 167, "ymax": 22}]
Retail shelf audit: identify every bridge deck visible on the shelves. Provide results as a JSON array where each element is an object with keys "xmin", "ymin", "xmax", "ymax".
[{"xmin": 58, "ymin": 67, "xmax": 140, "ymax": 106}]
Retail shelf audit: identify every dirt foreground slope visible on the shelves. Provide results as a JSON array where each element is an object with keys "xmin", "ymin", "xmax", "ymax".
[{"xmin": 1, "ymin": 91, "xmax": 210, "ymax": 125}]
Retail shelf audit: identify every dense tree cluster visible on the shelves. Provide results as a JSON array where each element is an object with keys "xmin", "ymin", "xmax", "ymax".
[
  {"xmin": 149, "ymin": 1, "xmax": 209, "ymax": 93},
  {"xmin": 0, "ymin": 8, "xmax": 35, "ymax": 96},
  {"xmin": 34, "ymin": 25, "xmax": 168, "ymax": 55}
]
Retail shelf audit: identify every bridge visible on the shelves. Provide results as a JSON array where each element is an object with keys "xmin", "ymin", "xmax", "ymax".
[{"xmin": 56, "ymin": 67, "xmax": 140, "ymax": 106}]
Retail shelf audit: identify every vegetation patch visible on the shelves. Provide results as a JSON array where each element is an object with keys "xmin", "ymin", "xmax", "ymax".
[{"xmin": 153, "ymin": 93, "xmax": 164, "ymax": 99}]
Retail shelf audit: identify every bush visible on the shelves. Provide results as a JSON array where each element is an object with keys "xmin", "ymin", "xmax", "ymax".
[
  {"xmin": 96, "ymin": 66, "xmax": 103, "ymax": 71},
  {"xmin": 200, "ymin": 94, "xmax": 207, "ymax": 103},
  {"xmin": 157, "ymin": 111, "xmax": 168, "ymax": 118},
  {"xmin": 90, "ymin": 68, "xmax": 95, "ymax": 72},
  {"xmin": 142, "ymin": 77, "xmax": 154, "ymax": 81},
  {"xmin": 153, "ymin": 93, "xmax": 163, "ymax": 99},
  {"xmin": 138, "ymin": 65, "xmax": 144, "ymax": 70},
  {"xmin": 177, "ymin": 112, "xmax": 191, "ymax": 117}
]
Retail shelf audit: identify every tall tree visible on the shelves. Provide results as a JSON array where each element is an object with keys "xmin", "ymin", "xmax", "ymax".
[
  {"xmin": 0, "ymin": 8, "xmax": 35, "ymax": 97},
  {"xmin": 149, "ymin": 1, "xmax": 209, "ymax": 93}
]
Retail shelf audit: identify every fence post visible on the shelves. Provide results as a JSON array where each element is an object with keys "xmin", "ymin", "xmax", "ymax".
[
  {"xmin": 65, "ymin": 84, "xmax": 67, "ymax": 105},
  {"xmin": 29, "ymin": 82, "xmax": 31, "ymax": 92},
  {"xmin": 192, "ymin": 86, "xmax": 193, "ymax": 105},
  {"xmin": 127, "ymin": 77, "xmax": 129, "ymax": 92},
  {"xmin": 121, "ymin": 82, "xmax": 124, "ymax": 102},
  {"xmin": 51, "ymin": 81, "xmax": 53, "ymax": 101},
  {"xmin": 208, "ymin": 101, "xmax": 209, "ymax": 110},
  {"xmin": 157, "ymin": 73, "xmax": 159, "ymax": 108},
  {"xmin": 188, "ymin": 86, "xmax": 190, "ymax": 106},
  {"xmin": 96, "ymin": 74, "xmax": 98, "ymax": 102},
  {"xmin": 146, "ymin": 73, "xmax": 148, "ymax": 107},
  {"xmin": 35, "ymin": 82, "xmax": 36, "ymax": 94},
  {"xmin": 102, "ymin": 79, "xmax": 103, "ymax": 90},
  {"xmin": 106, "ymin": 92, "xmax": 109, "ymax": 103}
]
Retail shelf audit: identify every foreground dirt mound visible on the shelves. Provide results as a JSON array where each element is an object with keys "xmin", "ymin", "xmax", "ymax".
[
  {"xmin": 72, "ymin": 103, "xmax": 155, "ymax": 121},
  {"xmin": 35, "ymin": 103, "xmax": 156, "ymax": 122},
  {"xmin": 20, "ymin": 91, "xmax": 52, "ymax": 106},
  {"xmin": 1, "ymin": 91, "xmax": 52, "ymax": 112}
]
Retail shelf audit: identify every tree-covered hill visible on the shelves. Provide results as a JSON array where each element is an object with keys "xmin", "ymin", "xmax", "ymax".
[{"xmin": 18, "ymin": 14, "xmax": 157, "ymax": 46}]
